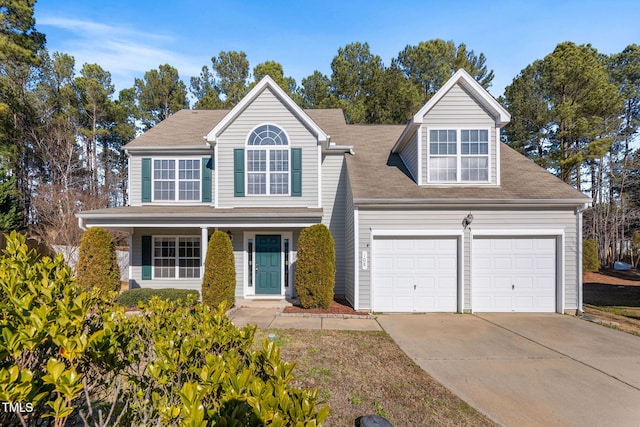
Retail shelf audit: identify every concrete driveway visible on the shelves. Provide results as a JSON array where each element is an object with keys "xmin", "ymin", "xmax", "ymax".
[{"xmin": 377, "ymin": 313, "xmax": 640, "ymax": 427}]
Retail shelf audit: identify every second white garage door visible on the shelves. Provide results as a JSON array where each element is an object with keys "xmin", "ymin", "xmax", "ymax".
[
  {"xmin": 372, "ymin": 236, "xmax": 458, "ymax": 312},
  {"xmin": 472, "ymin": 237, "xmax": 557, "ymax": 312}
]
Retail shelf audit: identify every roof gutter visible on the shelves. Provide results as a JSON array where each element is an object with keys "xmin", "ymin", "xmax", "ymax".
[
  {"xmin": 76, "ymin": 211, "xmax": 324, "ymax": 220},
  {"xmin": 77, "ymin": 215, "xmax": 87, "ymax": 231},
  {"xmin": 353, "ymin": 198, "xmax": 592, "ymax": 208},
  {"xmin": 124, "ymin": 144, "xmax": 211, "ymax": 154},
  {"xmin": 324, "ymin": 144, "xmax": 355, "ymax": 155}
]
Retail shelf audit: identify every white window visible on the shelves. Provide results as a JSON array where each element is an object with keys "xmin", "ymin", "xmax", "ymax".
[
  {"xmin": 153, "ymin": 159, "xmax": 200, "ymax": 201},
  {"xmin": 153, "ymin": 236, "xmax": 200, "ymax": 279},
  {"xmin": 247, "ymin": 124, "xmax": 289, "ymax": 195},
  {"xmin": 428, "ymin": 129, "xmax": 489, "ymax": 183}
]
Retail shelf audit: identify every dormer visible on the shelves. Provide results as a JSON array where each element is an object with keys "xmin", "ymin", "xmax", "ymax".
[{"xmin": 392, "ymin": 69, "xmax": 510, "ymax": 187}]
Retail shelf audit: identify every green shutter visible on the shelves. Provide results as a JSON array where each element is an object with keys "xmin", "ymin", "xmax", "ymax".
[
  {"xmin": 141, "ymin": 236, "xmax": 152, "ymax": 280},
  {"xmin": 202, "ymin": 157, "xmax": 212, "ymax": 203},
  {"xmin": 291, "ymin": 148, "xmax": 302, "ymax": 197},
  {"xmin": 234, "ymin": 148, "xmax": 245, "ymax": 197},
  {"xmin": 142, "ymin": 158, "xmax": 152, "ymax": 202}
]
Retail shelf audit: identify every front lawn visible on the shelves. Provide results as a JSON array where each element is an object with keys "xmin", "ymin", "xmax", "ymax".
[{"xmin": 255, "ymin": 329, "xmax": 496, "ymax": 426}]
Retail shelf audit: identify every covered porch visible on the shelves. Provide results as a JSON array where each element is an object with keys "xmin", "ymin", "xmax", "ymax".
[{"xmin": 76, "ymin": 206, "xmax": 323, "ymax": 299}]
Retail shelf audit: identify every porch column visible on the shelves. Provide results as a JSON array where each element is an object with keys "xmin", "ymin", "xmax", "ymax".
[
  {"xmin": 127, "ymin": 232, "xmax": 133, "ymax": 290},
  {"xmin": 201, "ymin": 227, "xmax": 209, "ymax": 270}
]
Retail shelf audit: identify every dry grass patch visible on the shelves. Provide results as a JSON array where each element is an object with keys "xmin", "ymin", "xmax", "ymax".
[
  {"xmin": 255, "ymin": 329, "xmax": 495, "ymax": 427},
  {"xmin": 583, "ymin": 304, "xmax": 640, "ymax": 336}
]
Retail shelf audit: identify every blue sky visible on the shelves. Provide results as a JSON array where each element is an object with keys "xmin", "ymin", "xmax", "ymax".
[{"xmin": 35, "ymin": 0, "xmax": 639, "ymax": 99}]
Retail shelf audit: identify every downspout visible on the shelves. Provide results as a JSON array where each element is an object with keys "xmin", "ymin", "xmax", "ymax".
[
  {"xmin": 78, "ymin": 216, "xmax": 87, "ymax": 231},
  {"xmin": 576, "ymin": 203, "xmax": 589, "ymax": 315}
]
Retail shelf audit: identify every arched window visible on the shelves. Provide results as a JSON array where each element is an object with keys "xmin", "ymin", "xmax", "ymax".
[{"xmin": 247, "ymin": 125, "xmax": 289, "ymax": 195}]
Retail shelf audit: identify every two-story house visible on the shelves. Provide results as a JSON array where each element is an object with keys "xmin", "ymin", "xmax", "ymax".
[{"xmin": 78, "ymin": 70, "xmax": 589, "ymax": 313}]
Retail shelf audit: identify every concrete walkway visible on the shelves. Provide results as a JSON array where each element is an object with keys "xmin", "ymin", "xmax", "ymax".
[
  {"xmin": 228, "ymin": 304, "xmax": 382, "ymax": 331},
  {"xmin": 377, "ymin": 313, "xmax": 640, "ymax": 427}
]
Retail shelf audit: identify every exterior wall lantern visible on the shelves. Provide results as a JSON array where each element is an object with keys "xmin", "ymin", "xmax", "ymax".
[{"xmin": 462, "ymin": 213, "xmax": 474, "ymax": 230}]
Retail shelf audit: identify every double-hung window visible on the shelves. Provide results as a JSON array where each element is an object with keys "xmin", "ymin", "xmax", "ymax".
[
  {"xmin": 153, "ymin": 236, "xmax": 201, "ymax": 279},
  {"xmin": 428, "ymin": 129, "xmax": 489, "ymax": 183},
  {"xmin": 247, "ymin": 124, "xmax": 289, "ymax": 195},
  {"xmin": 153, "ymin": 159, "xmax": 201, "ymax": 201}
]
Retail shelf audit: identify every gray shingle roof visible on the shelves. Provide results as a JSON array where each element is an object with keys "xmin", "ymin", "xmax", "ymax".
[
  {"xmin": 125, "ymin": 109, "xmax": 230, "ymax": 148},
  {"xmin": 121, "ymin": 107, "xmax": 588, "ymax": 204},
  {"xmin": 306, "ymin": 111, "xmax": 587, "ymax": 204}
]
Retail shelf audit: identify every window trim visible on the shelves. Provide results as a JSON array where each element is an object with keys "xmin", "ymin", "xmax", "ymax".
[
  {"xmin": 151, "ymin": 158, "xmax": 202, "ymax": 202},
  {"xmin": 152, "ymin": 236, "xmax": 201, "ymax": 280},
  {"xmin": 426, "ymin": 127, "xmax": 491, "ymax": 184},
  {"xmin": 245, "ymin": 124, "xmax": 291, "ymax": 196}
]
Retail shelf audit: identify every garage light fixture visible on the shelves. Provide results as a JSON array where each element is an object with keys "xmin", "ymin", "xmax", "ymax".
[{"xmin": 462, "ymin": 213, "xmax": 474, "ymax": 230}]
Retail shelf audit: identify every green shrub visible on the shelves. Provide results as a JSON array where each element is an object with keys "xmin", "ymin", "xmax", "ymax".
[
  {"xmin": 76, "ymin": 227, "xmax": 120, "ymax": 295},
  {"xmin": 583, "ymin": 239, "xmax": 600, "ymax": 273},
  {"xmin": 116, "ymin": 288, "xmax": 199, "ymax": 308},
  {"xmin": 0, "ymin": 232, "xmax": 330, "ymax": 426},
  {"xmin": 0, "ymin": 231, "xmax": 124, "ymax": 427},
  {"xmin": 295, "ymin": 224, "xmax": 336, "ymax": 309},
  {"xmin": 201, "ymin": 230, "xmax": 235, "ymax": 309},
  {"xmin": 119, "ymin": 298, "xmax": 329, "ymax": 426}
]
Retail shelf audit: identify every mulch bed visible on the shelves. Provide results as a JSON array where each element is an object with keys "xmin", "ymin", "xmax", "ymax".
[{"xmin": 282, "ymin": 299, "xmax": 371, "ymax": 316}]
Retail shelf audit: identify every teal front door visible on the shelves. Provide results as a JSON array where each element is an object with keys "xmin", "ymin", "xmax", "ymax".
[{"xmin": 255, "ymin": 235, "xmax": 281, "ymax": 295}]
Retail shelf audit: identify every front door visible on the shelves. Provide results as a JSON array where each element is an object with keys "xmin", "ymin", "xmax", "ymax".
[{"xmin": 255, "ymin": 235, "xmax": 281, "ymax": 295}]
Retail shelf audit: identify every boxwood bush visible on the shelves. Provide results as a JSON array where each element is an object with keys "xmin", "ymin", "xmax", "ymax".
[
  {"xmin": 201, "ymin": 230, "xmax": 236, "ymax": 309},
  {"xmin": 115, "ymin": 288, "xmax": 199, "ymax": 308},
  {"xmin": 295, "ymin": 224, "xmax": 336, "ymax": 309},
  {"xmin": 76, "ymin": 227, "xmax": 120, "ymax": 295}
]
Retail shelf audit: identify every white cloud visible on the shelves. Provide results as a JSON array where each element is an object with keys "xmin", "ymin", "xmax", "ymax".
[{"xmin": 38, "ymin": 16, "xmax": 203, "ymax": 92}]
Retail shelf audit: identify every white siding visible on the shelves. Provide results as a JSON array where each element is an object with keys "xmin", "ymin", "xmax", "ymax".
[
  {"xmin": 233, "ymin": 234, "xmax": 244, "ymax": 297},
  {"xmin": 344, "ymin": 173, "xmax": 355, "ymax": 306},
  {"xmin": 321, "ymin": 153, "xmax": 347, "ymax": 297},
  {"xmin": 129, "ymin": 156, "xmax": 142, "ymax": 206},
  {"xmin": 216, "ymin": 88, "xmax": 319, "ymax": 207},
  {"xmin": 397, "ymin": 129, "xmax": 419, "ymax": 183},
  {"xmin": 421, "ymin": 84, "xmax": 498, "ymax": 185},
  {"xmin": 357, "ymin": 208, "xmax": 578, "ymax": 312}
]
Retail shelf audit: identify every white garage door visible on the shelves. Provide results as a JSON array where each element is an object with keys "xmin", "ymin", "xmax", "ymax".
[
  {"xmin": 372, "ymin": 236, "xmax": 458, "ymax": 312},
  {"xmin": 472, "ymin": 237, "xmax": 556, "ymax": 312}
]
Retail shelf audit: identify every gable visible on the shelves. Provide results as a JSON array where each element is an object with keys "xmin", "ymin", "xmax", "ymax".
[
  {"xmin": 206, "ymin": 75, "xmax": 327, "ymax": 144},
  {"xmin": 216, "ymin": 87, "xmax": 320, "ymax": 146},
  {"xmin": 422, "ymin": 83, "xmax": 496, "ymax": 127},
  {"xmin": 414, "ymin": 69, "xmax": 510, "ymax": 127}
]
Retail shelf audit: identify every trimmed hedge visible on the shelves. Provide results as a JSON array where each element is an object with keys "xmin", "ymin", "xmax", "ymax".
[
  {"xmin": 76, "ymin": 227, "xmax": 120, "ymax": 295},
  {"xmin": 201, "ymin": 230, "xmax": 236, "ymax": 308},
  {"xmin": 583, "ymin": 239, "xmax": 600, "ymax": 273},
  {"xmin": 294, "ymin": 224, "xmax": 336, "ymax": 309},
  {"xmin": 116, "ymin": 288, "xmax": 199, "ymax": 308}
]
